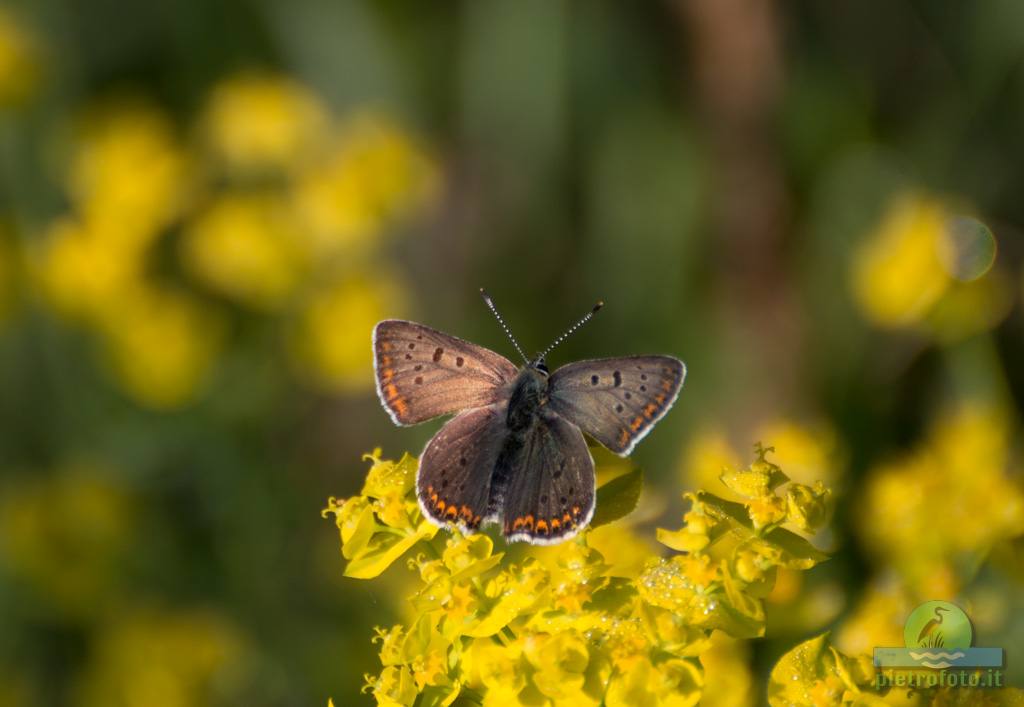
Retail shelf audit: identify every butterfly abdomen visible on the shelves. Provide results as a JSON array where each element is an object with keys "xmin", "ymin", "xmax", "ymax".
[{"xmin": 486, "ymin": 368, "xmax": 548, "ymax": 518}]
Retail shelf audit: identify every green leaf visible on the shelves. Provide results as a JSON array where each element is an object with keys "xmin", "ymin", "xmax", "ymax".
[{"xmin": 590, "ymin": 469, "xmax": 643, "ymax": 529}]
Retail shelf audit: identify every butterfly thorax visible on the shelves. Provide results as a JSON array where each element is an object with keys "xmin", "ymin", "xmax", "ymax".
[{"xmin": 505, "ymin": 366, "xmax": 549, "ymax": 432}]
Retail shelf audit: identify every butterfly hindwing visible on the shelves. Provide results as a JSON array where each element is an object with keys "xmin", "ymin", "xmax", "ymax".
[
  {"xmin": 500, "ymin": 410, "xmax": 595, "ymax": 545},
  {"xmin": 417, "ymin": 404, "xmax": 508, "ymax": 532},
  {"xmin": 547, "ymin": 356, "xmax": 685, "ymax": 455},
  {"xmin": 373, "ymin": 320, "xmax": 519, "ymax": 426}
]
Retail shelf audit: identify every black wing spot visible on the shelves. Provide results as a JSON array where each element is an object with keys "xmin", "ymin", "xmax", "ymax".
[
  {"xmin": 640, "ymin": 373, "xmax": 647, "ymax": 381},
  {"xmin": 441, "ymin": 479, "xmax": 448, "ymax": 488},
  {"xmin": 408, "ymin": 343, "xmax": 416, "ymax": 350},
  {"xmin": 553, "ymin": 469, "xmax": 562, "ymax": 479},
  {"xmin": 416, "ymin": 334, "xmax": 423, "ymax": 340},
  {"xmin": 615, "ymin": 404, "xmax": 623, "ymax": 413},
  {"xmin": 560, "ymin": 496, "xmax": 567, "ymax": 505},
  {"xmin": 456, "ymin": 356, "xmax": 465, "ymax": 367},
  {"xmin": 540, "ymin": 495, "xmax": 548, "ymax": 504},
  {"xmin": 433, "ymin": 347, "xmax": 443, "ymax": 362},
  {"xmin": 415, "ymin": 376, "xmax": 424, "ymax": 384},
  {"xmin": 640, "ymin": 385, "xmax": 647, "ymax": 392},
  {"xmin": 591, "ymin": 375, "xmax": 599, "ymax": 385},
  {"xmin": 624, "ymin": 392, "xmax": 632, "ymax": 400},
  {"xmin": 613, "ymin": 371, "xmax": 621, "ymax": 387},
  {"xmin": 414, "ymin": 364, "xmax": 423, "ymax": 371},
  {"xmin": 405, "ymin": 353, "xmax": 412, "ymax": 360}
]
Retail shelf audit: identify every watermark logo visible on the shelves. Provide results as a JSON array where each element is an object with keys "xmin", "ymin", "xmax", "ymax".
[{"xmin": 874, "ymin": 601, "xmax": 1004, "ymax": 689}]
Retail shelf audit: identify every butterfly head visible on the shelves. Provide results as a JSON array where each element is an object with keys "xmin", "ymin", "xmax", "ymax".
[{"xmin": 480, "ymin": 288, "xmax": 604, "ymax": 369}]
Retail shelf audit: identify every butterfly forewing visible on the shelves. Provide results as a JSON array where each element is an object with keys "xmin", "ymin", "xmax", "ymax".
[
  {"xmin": 547, "ymin": 356, "xmax": 686, "ymax": 455},
  {"xmin": 417, "ymin": 404, "xmax": 508, "ymax": 531},
  {"xmin": 373, "ymin": 320, "xmax": 519, "ymax": 425},
  {"xmin": 501, "ymin": 410, "xmax": 595, "ymax": 545}
]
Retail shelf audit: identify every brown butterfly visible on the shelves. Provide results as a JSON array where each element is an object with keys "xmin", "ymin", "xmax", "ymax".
[{"xmin": 373, "ymin": 290, "xmax": 685, "ymax": 545}]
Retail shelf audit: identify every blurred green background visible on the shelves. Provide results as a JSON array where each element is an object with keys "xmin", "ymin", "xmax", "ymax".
[{"xmin": 1, "ymin": 1, "xmax": 1023, "ymax": 705}]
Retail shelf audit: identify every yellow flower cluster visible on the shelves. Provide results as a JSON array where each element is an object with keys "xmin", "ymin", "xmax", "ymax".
[
  {"xmin": 323, "ymin": 445, "xmax": 832, "ymax": 706},
  {"xmin": 850, "ymin": 194, "xmax": 1010, "ymax": 339},
  {"xmin": 33, "ymin": 74, "xmax": 436, "ymax": 407},
  {"xmin": 857, "ymin": 403, "xmax": 1024, "ymax": 597},
  {"xmin": 769, "ymin": 632, "xmax": 1024, "ymax": 707}
]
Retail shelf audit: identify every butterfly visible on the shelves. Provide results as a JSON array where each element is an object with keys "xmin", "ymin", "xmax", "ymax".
[{"xmin": 372, "ymin": 290, "xmax": 686, "ymax": 545}]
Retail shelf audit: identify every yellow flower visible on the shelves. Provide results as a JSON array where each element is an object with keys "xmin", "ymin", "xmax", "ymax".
[
  {"xmin": 529, "ymin": 541, "xmax": 608, "ymax": 613},
  {"xmin": 292, "ymin": 114, "xmax": 437, "ymax": 256},
  {"xmin": 69, "ymin": 102, "xmax": 190, "ymax": 241},
  {"xmin": 699, "ymin": 633, "xmax": 754, "ymax": 707},
  {"xmin": 96, "ymin": 284, "xmax": 223, "ymax": 408},
  {"xmin": 524, "ymin": 632, "xmax": 592, "ymax": 704},
  {"xmin": 334, "ymin": 451, "xmax": 834, "ymax": 706},
  {"xmin": 72, "ymin": 607, "xmax": 246, "ymax": 707},
  {"xmin": 606, "ymin": 656, "xmax": 703, "ymax": 707},
  {"xmin": 34, "ymin": 217, "xmax": 144, "ymax": 324},
  {"xmin": 0, "ymin": 9, "xmax": 40, "ymax": 108},
  {"xmin": 366, "ymin": 666, "xmax": 418, "ymax": 707},
  {"xmin": 202, "ymin": 72, "xmax": 328, "ymax": 173},
  {"xmin": 857, "ymin": 403, "xmax": 1024, "ymax": 592},
  {"xmin": 719, "ymin": 444, "xmax": 788, "ymax": 500},
  {"xmin": 0, "ymin": 463, "xmax": 132, "ymax": 617},
  {"xmin": 181, "ymin": 191, "xmax": 306, "ymax": 309},
  {"xmin": 746, "ymin": 494, "xmax": 788, "ymax": 530},
  {"xmin": 851, "ymin": 194, "xmax": 952, "ymax": 327},
  {"xmin": 767, "ymin": 633, "xmax": 881, "ymax": 707},
  {"xmin": 290, "ymin": 272, "xmax": 406, "ymax": 393},
  {"xmin": 754, "ymin": 419, "xmax": 841, "ymax": 487},
  {"xmin": 784, "ymin": 482, "xmax": 830, "ymax": 534}
]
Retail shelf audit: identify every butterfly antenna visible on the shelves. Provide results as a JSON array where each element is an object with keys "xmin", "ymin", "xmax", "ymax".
[
  {"xmin": 539, "ymin": 300, "xmax": 604, "ymax": 361},
  {"xmin": 480, "ymin": 288, "xmax": 529, "ymax": 364}
]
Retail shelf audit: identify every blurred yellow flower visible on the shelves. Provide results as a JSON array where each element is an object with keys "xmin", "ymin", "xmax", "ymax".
[
  {"xmin": 858, "ymin": 403, "xmax": 1024, "ymax": 594},
  {"xmin": 926, "ymin": 270, "xmax": 1014, "ymax": 343},
  {"xmin": 851, "ymin": 194, "xmax": 951, "ymax": 327},
  {"xmin": 699, "ymin": 633, "xmax": 754, "ymax": 707},
  {"xmin": 292, "ymin": 114, "xmax": 438, "ymax": 256},
  {"xmin": 291, "ymin": 272, "xmax": 406, "ymax": 393},
  {"xmin": 0, "ymin": 463, "xmax": 133, "ymax": 617},
  {"xmin": 834, "ymin": 583, "xmax": 912, "ymax": 657},
  {"xmin": 681, "ymin": 426, "xmax": 742, "ymax": 491},
  {"xmin": 0, "ymin": 9, "xmax": 40, "ymax": 108},
  {"xmin": 202, "ymin": 72, "xmax": 328, "ymax": 173},
  {"xmin": 35, "ymin": 217, "xmax": 143, "ymax": 323},
  {"xmin": 181, "ymin": 192, "xmax": 305, "ymax": 309},
  {"xmin": 97, "ymin": 285, "xmax": 223, "ymax": 408},
  {"xmin": 69, "ymin": 103, "xmax": 190, "ymax": 241},
  {"xmin": 73, "ymin": 608, "xmax": 246, "ymax": 707}
]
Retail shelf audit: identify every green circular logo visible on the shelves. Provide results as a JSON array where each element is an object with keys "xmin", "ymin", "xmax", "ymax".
[{"xmin": 904, "ymin": 601, "xmax": 972, "ymax": 649}]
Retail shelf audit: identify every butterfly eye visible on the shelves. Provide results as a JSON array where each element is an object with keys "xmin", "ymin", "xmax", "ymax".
[{"xmin": 535, "ymin": 360, "xmax": 550, "ymax": 375}]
